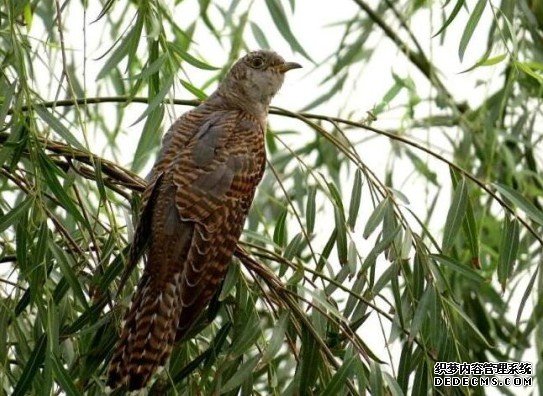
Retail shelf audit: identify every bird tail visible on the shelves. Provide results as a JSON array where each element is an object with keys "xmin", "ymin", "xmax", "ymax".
[{"xmin": 106, "ymin": 273, "xmax": 182, "ymax": 391}]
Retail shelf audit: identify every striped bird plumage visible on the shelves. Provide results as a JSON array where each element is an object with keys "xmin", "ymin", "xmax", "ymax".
[{"xmin": 106, "ymin": 50, "xmax": 301, "ymax": 391}]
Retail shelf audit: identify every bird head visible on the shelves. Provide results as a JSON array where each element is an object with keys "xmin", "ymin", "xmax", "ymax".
[{"xmin": 217, "ymin": 50, "xmax": 302, "ymax": 115}]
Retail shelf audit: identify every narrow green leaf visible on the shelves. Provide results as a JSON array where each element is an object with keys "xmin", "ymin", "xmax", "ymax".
[
  {"xmin": 315, "ymin": 229, "xmax": 336, "ymax": 275},
  {"xmin": 50, "ymin": 242, "xmax": 89, "ymax": 309},
  {"xmin": 265, "ymin": 0, "xmax": 312, "ymax": 61},
  {"xmin": 383, "ymin": 372, "xmax": 405, "ymax": 396},
  {"xmin": 46, "ymin": 302, "xmax": 59, "ymax": 355},
  {"xmin": 433, "ymin": 0, "xmax": 465, "ymax": 37},
  {"xmin": 405, "ymin": 150, "xmax": 438, "ymax": 186},
  {"xmin": 369, "ymin": 361, "xmax": 384, "ymax": 396},
  {"xmin": 461, "ymin": 53, "xmax": 507, "ymax": 73},
  {"xmin": 131, "ymin": 73, "xmax": 173, "ymax": 126},
  {"xmin": 321, "ymin": 357, "xmax": 356, "ymax": 396},
  {"xmin": 273, "ymin": 208, "xmax": 288, "ymax": 247},
  {"xmin": 361, "ymin": 226, "xmax": 400, "ymax": 274},
  {"xmin": 495, "ymin": 183, "xmax": 543, "ymax": 225},
  {"xmin": 180, "ymin": 79, "xmax": 207, "ymax": 100},
  {"xmin": 132, "ymin": 104, "xmax": 164, "ymax": 172},
  {"xmin": 250, "ymin": 22, "xmax": 271, "ymax": 49},
  {"xmin": 401, "ymin": 227, "xmax": 412, "ymax": 259},
  {"xmin": 0, "ymin": 81, "xmax": 16, "ymax": 129},
  {"xmin": 430, "ymin": 254, "xmax": 485, "ymax": 283},
  {"xmin": 13, "ymin": 336, "xmax": 46, "ymax": 396},
  {"xmin": 498, "ymin": 216, "xmax": 520, "ymax": 291},
  {"xmin": 516, "ymin": 267, "xmax": 539, "ymax": 326},
  {"xmin": 220, "ymin": 355, "xmax": 260, "ymax": 393},
  {"xmin": 96, "ymin": 20, "xmax": 142, "ymax": 80},
  {"xmin": 284, "ymin": 232, "xmax": 303, "ymax": 260},
  {"xmin": 442, "ymin": 178, "xmax": 468, "ymax": 252},
  {"xmin": 348, "ymin": 169, "xmax": 363, "ymax": 230},
  {"xmin": 0, "ymin": 196, "xmax": 32, "ymax": 233},
  {"xmin": 458, "ymin": 0, "xmax": 487, "ymax": 61},
  {"xmin": 462, "ymin": 193, "xmax": 480, "ymax": 268},
  {"xmin": 37, "ymin": 152, "xmax": 87, "ymax": 225},
  {"xmin": 443, "ymin": 298, "xmax": 492, "ymax": 347},
  {"xmin": 261, "ymin": 312, "xmax": 288, "ymax": 364},
  {"xmin": 301, "ymin": 73, "xmax": 347, "ymax": 111},
  {"xmin": 168, "ymin": 42, "xmax": 218, "ymax": 70},
  {"xmin": 35, "ymin": 106, "xmax": 86, "ymax": 150},
  {"xmin": 397, "ymin": 342, "xmax": 412, "ymax": 392},
  {"xmin": 515, "ymin": 61, "xmax": 543, "ymax": 84},
  {"xmin": 363, "ymin": 199, "xmax": 389, "ymax": 239},
  {"xmin": 410, "ymin": 286, "xmax": 434, "ymax": 342},
  {"xmin": 306, "ymin": 185, "xmax": 316, "ymax": 235},
  {"xmin": 372, "ymin": 264, "xmax": 396, "ymax": 296},
  {"xmin": 51, "ymin": 354, "xmax": 81, "ymax": 395},
  {"xmin": 334, "ymin": 206, "xmax": 348, "ymax": 264},
  {"xmin": 373, "ymin": 76, "xmax": 404, "ymax": 115},
  {"xmin": 219, "ymin": 262, "xmax": 239, "ymax": 301},
  {"xmin": 298, "ymin": 326, "xmax": 320, "ymax": 394}
]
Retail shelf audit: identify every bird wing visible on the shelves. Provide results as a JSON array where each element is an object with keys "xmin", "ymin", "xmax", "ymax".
[
  {"xmin": 170, "ymin": 113, "xmax": 266, "ymax": 339},
  {"xmin": 108, "ymin": 107, "xmax": 265, "ymax": 390}
]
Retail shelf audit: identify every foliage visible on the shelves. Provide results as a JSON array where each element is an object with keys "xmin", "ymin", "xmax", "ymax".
[{"xmin": 0, "ymin": 0, "xmax": 542, "ymax": 394}]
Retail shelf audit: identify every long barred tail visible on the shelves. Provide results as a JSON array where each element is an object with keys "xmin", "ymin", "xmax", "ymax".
[{"xmin": 107, "ymin": 273, "xmax": 182, "ymax": 391}]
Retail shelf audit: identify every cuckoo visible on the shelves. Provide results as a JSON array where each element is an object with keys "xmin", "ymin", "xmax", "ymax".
[{"xmin": 106, "ymin": 50, "xmax": 301, "ymax": 391}]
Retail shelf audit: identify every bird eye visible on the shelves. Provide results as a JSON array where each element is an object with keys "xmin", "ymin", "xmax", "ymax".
[{"xmin": 251, "ymin": 56, "xmax": 265, "ymax": 69}]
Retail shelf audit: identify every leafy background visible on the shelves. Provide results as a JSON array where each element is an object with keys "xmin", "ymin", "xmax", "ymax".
[{"xmin": 0, "ymin": 0, "xmax": 542, "ymax": 394}]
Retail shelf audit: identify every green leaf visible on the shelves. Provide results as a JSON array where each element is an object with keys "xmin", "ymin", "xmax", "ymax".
[
  {"xmin": 361, "ymin": 226, "xmax": 400, "ymax": 274},
  {"xmin": 442, "ymin": 178, "xmax": 468, "ymax": 252},
  {"xmin": 51, "ymin": 354, "xmax": 81, "ymax": 395},
  {"xmin": 168, "ymin": 42, "xmax": 218, "ymax": 70},
  {"xmin": 306, "ymin": 185, "xmax": 316, "ymax": 235},
  {"xmin": 321, "ymin": 357, "xmax": 355, "ymax": 396},
  {"xmin": 461, "ymin": 53, "xmax": 507, "ymax": 73},
  {"xmin": 37, "ymin": 152, "xmax": 87, "ymax": 225},
  {"xmin": 261, "ymin": 312, "xmax": 288, "ymax": 364},
  {"xmin": 458, "ymin": 0, "xmax": 487, "ymax": 61},
  {"xmin": 273, "ymin": 208, "xmax": 288, "ymax": 247},
  {"xmin": 265, "ymin": 0, "xmax": 312, "ymax": 61},
  {"xmin": 0, "ymin": 196, "xmax": 32, "ymax": 233},
  {"xmin": 444, "ymin": 299, "xmax": 493, "ymax": 348},
  {"xmin": 334, "ymin": 206, "xmax": 348, "ymax": 264},
  {"xmin": 298, "ymin": 326, "xmax": 320, "ymax": 394},
  {"xmin": 383, "ymin": 372, "xmax": 405, "ymax": 396},
  {"xmin": 13, "ymin": 335, "xmax": 46, "ymax": 396},
  {"xmin": 363, "ymin": 199, "xmax": 389, "ymax": 239},
  {"xmin": 494, "ymin": 183, "xmax": 543, "ymax": 225},
  {"xmin": 180, "ymin": 79, "xmax": 208, "ymax": 100},
  {"xmin": 404, "ymin": 150, "xmax": 438, "ymax": 186},
  {"xmin": 433, "ymin": 0, "xmax": 465, "ymax": 37},
  {"xmin": 284, "ymin": 232, "xmax": 303, "ymax": 261},
  {"xmin": 430, "ymin": 254, "xmax": 485, "ymax": 283},
  {"xmin": 515, "ymin": 61, "xmax": 543, "ymax": 84},
  {"xmin": 50, "ymin": 242, "xmax": 89, "ymax": 309},
  {"xmin": 498, "ymin": 216, "xmax": 520, "ymax": 291},
  {"xmin": 409, "ymin": 286, "xmax": 434, "ymax": 342},
  {"xmin": 131, "ymin": 73, "xmax": 173, "ymax": 126},
  {"xmin": 250, "ymin": 22, "xmax": 271, "ymax": 49},
  {"xmin": 373, "ymin": 76, "xmax": 404, "ymax": 115},
  {"xmin": 369, "ymin": 361, "xmax": 384, "ymax": 396},
  {"xmin": 348, "ymin": 169, "xmax": 363, "ymax": 230},
  {"xmin": 35, "ymin": 106, "xmax": 86, "ymax": 150},
  {"xmin": 96, "ymin": 19, "xmax": 142, "ymax": 80},
  {"xmin": 220, "ymin": 355, "xmax": 260, "ymax": 393},
  {"xmin": 0, "ymin": 81, "xmax": 16, "ymax": 129},
  {"xmin": 219, "ymin": 262, "xmax": 239, "ymax": 301},
  {"xmin": 131, "ymin": 104, "xmax": 164, "ymax": 172}
]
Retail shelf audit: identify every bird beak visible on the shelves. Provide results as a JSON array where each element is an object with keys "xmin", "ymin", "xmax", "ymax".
[{"xmin": 278, "ymin": 62, "xmax": 302, "ymax": 74}]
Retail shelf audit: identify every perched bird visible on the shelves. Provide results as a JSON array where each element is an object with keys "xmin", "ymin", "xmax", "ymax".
[{"xmin": 106, "ymin": 50, "xmax": 301, "ymax": 391}]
